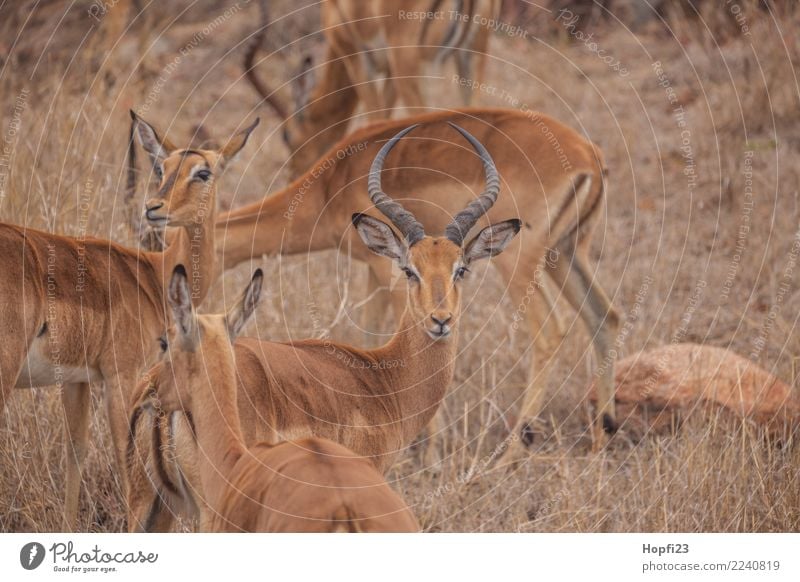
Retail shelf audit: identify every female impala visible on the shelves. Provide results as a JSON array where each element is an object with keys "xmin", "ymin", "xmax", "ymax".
[
  {"xmin": 127, "ymin": 123, "xmax": 521, "ymax": 530},
  {"xmin": 0, "ymin": 111, "xmax": 257, "ymax": 529},
  {"xmin": 214, "ymin": 108, "xmax": 619, "ymax": 464},
  {"xmin": 148, "ymin": 265, "xmax": 419, "ymax": 532},
  {"xmin": 245, "ymin": 0, "xmax": 498, "ymax": 174}
]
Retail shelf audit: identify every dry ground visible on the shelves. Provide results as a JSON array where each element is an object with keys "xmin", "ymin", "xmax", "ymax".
[{"xmin": 1, "ymin": 0, "xmax": 799, "ymax": 532}]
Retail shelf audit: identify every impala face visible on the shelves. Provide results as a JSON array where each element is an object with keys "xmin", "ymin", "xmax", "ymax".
[
  {"xmin": 145, "ymin": 150, "xmax": 218, "ymax": 228},
  {"xmin": 131, "ymin": 112, "xmax": 260, "ymax": 228},
  {"xmin": 354, "ymin": 122, "xmax": 521, "ymax": 342},
  {"xmin": 353, "ymin": 215, "xmax": 521, "ymax": 341},
  {"xmin": 154, "ymin": 265, "xmax": 263, "ymax": 412}
]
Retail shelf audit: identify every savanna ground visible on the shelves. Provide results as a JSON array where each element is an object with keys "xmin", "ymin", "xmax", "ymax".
[{"xmin": 1, "ymin": 0, "xmax": 799, "ymax": 532}]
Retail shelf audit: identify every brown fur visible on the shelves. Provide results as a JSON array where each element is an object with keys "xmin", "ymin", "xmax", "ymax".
[
  {"xmin": 215, "ymin": 108, "xmax": 618, "ymax": 463},
  {"xmin": 144, "ymin": 269, "xmax": 419, "ymax": 532},
  {"xmin": 0, "ymin": 114, "xmax": 256, "ymax": 530},
  {"xmin": 128, "ymin": 153, "xmax": 521, "ymax": 529},
  {"xmin": 246, "ymin": 0, "xmax": 498, "ymax": 175},
  {"xmin": 589, "ymin": 343, "xmax": 800, "ymax": 438}
]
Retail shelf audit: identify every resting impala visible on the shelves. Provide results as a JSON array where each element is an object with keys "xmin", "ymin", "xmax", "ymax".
[
  {"xmin": 126, "ymin": 123, "xmax": 521, "ymax": 530},
  {"xmin": 145, "ymin": 265, "xmax": 419, "ymax": 532},
  {"xmin": 244, "ymin": 0, "xmax": 498, "ymax": 174},
  {"xmin": 0, "ymin": 111, "xmax": 257, "ymax": 529},
  {"xmin": 212, "ymin": 108, "xmax": 619, "ymax": 464}
]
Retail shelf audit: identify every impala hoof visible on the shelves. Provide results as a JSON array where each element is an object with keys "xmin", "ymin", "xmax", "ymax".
[{"xmin": 602, "ymin": 413, "xmax": 618, "ymax": 435}]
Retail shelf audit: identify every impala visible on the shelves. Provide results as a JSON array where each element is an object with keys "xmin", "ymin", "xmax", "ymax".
[
  {"xmin": 126, "ymin": 123, "xmax": 520, "ymax": 530},
  {"xmin": 213, "ymin": 108, "xmax": 619, "ymax": 464},
  {"xmin": 0, "ymin": 111, "xmax": 257, "ymax": 529},
  {"xmin": 143, "ymin": 265, "xmax": 419, "ymax": 532},
  {"xmin": 244, "ymin": 0, "xmax": 497, "ymax": 174}
]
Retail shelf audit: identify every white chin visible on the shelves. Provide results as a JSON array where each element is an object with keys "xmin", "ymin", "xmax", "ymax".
[{"xmin": 426, "ymin": 329, "xmax": 450, "ymax": 341}]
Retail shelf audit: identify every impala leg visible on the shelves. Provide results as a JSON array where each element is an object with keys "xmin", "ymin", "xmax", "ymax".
[
  {"xmin": 455, "ymin": 52, "xmax": 475, "ymax": 106},
  {"xmin": 126, "ymin": 402, "xmax": 172, "ymax": 532},
  {"xmin": 496, "ymin": 277, "xmax": 565, "ymax": 466},
  {"xmin": 61, "ymin": 382, "xmax": 91, "ymax": 531},
  {"xmin": 341, "ymin": 55, "xmax": 387, "ymax": 122},
  {"xmin": 385, "ymin": 47, "xmax": 426, "ymax": 112},
  {"xmin": 104, "ymin": 377, "xmax": 134, "ymax": 500},
  {"xmin": 546, "ymin": 245, "xmax": 619, "ymax": 449}
]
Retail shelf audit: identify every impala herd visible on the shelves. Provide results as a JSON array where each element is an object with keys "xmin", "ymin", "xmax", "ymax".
[{"xmin": 1, "ymin": 1, "xmax": 624, "ymax": 533}]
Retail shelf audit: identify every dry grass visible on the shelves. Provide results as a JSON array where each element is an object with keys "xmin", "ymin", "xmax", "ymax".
[{"xmin": 1, "ymin": 0, "xmax": 799, "ymax": 532}]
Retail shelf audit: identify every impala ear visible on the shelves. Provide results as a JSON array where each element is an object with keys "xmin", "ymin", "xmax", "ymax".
[
  {"xmin": 219, "ymin": 118, "xmax": 260, "ymax": 165},
  {"xmin": 131, "ymin": 110, "xmax": 176, "ymax": 169},
  {"xmin": 352, "ymin": 213, "xmax": 408, "ymax": 263},
  {"xmin": 226, "ymin": 268, "xmax": 264, "ymax": 340},
  {"xmin": 167, "ymin": 265, "xmax": 195, "ymax": 338},
  {"xmin": 464, "ymin": 219, "xmax": 522, "ymax": 263}
]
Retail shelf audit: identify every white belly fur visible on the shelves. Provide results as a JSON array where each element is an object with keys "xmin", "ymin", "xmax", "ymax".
[{"xmin": 15, "ymin": 342, "xmax": 102, "ymax": 388}]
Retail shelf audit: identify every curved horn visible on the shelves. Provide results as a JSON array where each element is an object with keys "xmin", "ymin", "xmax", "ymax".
[
  {"xmin": 368, "ymin": 124, "xmax": 425, "ymax": 245},
  {"xmin": 444, "ymin": 122, "xmax": 501, "ymax": 246}
]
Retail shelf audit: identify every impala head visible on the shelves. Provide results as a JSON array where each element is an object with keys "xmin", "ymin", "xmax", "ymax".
[
  {"xmin": 353, "ymin": 124, "xmax": 521, "ymax": 341},
  {"xmin": 154, "ymin": 264, "xmax": 264, "ymax": 412},
  {"xmin": 131, "ymin": 111, "xmax": 259, "ymax": 227}
]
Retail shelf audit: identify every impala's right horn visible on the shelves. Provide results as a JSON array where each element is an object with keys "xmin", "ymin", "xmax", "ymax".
[
  {"xmin": 367, "ymin": 124, "xmax": 425, "ymax": 245},
  {"xmin": 443, "ymin": 123, "xmax": 501, "ymax": 246}
]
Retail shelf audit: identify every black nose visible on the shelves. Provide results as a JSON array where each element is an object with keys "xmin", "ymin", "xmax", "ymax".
[
  {"xmin": 431, "ymin": 314, "xmax": 452, "ymax": 327},
  {"xmin": 146, "ymin": 201, "xmax": 164, "ymax": 212}
]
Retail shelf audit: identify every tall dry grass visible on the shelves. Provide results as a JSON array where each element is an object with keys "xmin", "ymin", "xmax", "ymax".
[{"xmin": 0, "ymin": 0, "xmax": 799, "ymax": 532}]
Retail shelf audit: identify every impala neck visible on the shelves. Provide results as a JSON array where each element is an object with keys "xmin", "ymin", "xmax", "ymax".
[
  {"xmin": 373, "ymin": 307, "xmax": 458, "ymax": 444},
  {"xmin": 189, "ymin": 334, "xmax": 247, "ymax": 502},
  {"xmin": 147, "ymin": 211, "xmax": 217, "ymax": 305},
  {"xmin": 215, "ymin": 174, "xmax": 335, "ymax": 269},
  {"xmin": 301, "ymin": 51, "xmax": 357, "ymax": 147}
]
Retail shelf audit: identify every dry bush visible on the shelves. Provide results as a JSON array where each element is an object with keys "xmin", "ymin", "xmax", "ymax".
[{"xmin": 1, "ymin": 0, "xmax": 799, "ymax": 532}]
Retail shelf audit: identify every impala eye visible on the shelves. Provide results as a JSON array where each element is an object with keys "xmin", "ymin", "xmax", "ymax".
[
  {"xmin": 454, "ymin": 266, "xmax": 470, "ymax": 280},
  {"xmin": 402, "ymin": 267, "xmax": 419, "ymax": 282},
  {"xmin": 158, "ymin": 335, "xmax": 168, "ymax": 352},
  {"xmin": 194, "ymin": 169, "xmax": 212, "ymax": 182}
]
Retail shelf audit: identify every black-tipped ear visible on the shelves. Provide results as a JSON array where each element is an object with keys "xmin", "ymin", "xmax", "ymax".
[
  {"xmin": 352, "ymin": 213, "xmax": 408, "ymax": 262},
  {"xmin": 226, "ymin": 268, "xmax": 264, "ymax": 340},
  {"xmin": 463, "ymin": 219, "xmax": 521, "ymax": 263},
  {"xmin": 167, "ymin": 265, "xmax": 194, "ymax": 336},
  {"xmin": 132, "ymin": 113, "xmax": 176, "ymax": 168},
  {"xmin": 220, "ymin": 118, "xmax": 260, "ymax": 165}
]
